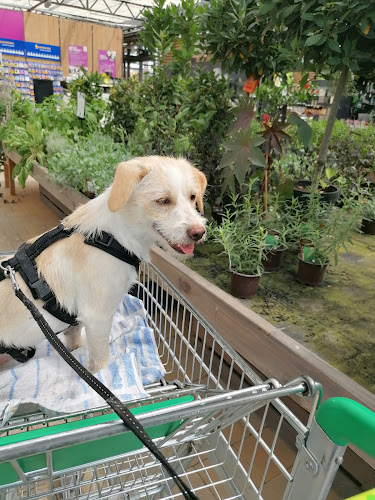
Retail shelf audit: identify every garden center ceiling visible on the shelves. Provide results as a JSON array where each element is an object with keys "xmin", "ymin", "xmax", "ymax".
[{"xmin": 0, "ymin": 0, "xmax": 180, "ymax": 31}]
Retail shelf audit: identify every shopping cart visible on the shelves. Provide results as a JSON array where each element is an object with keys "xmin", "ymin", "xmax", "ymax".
[{"xmin": 0, "ymin": 260, "xmax": 374, "ymax": 499}]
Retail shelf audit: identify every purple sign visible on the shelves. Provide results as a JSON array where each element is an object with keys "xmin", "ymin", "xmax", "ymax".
[
  {"xmin": 0, "ymin": 9, "xmax": 24, "ymax": 41},
  {"xmin": 98, "ymin": 49, "xmax": 116, "ymax": 78},
  {"xmin": 68, "ymin": 45, "xmax": 88, "ymax": 75}
]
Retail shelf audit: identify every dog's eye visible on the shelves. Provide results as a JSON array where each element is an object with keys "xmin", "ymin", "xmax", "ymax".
[
  {"xmin": 156, "ymin": 198, "xmax": 170, "ymax": 205},
  {"xmin": 190, "ymin": 194, "xmax": 196, "ymax": 202}
]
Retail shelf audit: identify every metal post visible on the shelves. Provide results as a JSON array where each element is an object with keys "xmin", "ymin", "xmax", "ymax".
[{"xmin": 284, "ymin": 419, "xmax": 346, "ymax": 500}]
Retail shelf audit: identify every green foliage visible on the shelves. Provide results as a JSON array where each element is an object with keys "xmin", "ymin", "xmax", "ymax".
[
  {"xmin": 127, "ymin": 68, "xmax": 192, "ymax": 157},
  {"xmin": 36, "ymin": 95, "xmax": 105, "ymax": 139},
  {"xmin": 219, "ymin": 128, "xmax": 265, "ymax": 193},
  {"xmin": 107, "ymin": 78, "xmax": 140, "ymax": 140},
  {"xmin": 210, "ymin": 211, "xmax": 267, "ymax": 275},
  {"xmin": 359, "ymin": 185, "xmax": 375, "ymax": 222},
  {"xmin": 184, "ymin": 71, "xmax": 233, "ymax": 199},
  {"xmin": 0, "ymin": 91, "xmax": 8, "ymax": 121},
  {"xmin": 47, "ymin": 133, "xmax": 130, "ymax": 196},
  {"xmin": 287, "ymin": 120, "xmax": 375, "ymax": 186},
  {"xmin": 200, "ymin": 0, "xmax": 299, "ymax": 78},
  {"xmin": 291, "ymin": 193, "xmax": 362, "ymax": 267},
  {"xmin": 140, "ymin": 0, "xmax": 176, "ymax": 65},
  {"xmin": 3, "ymin": 120, "xmax": 46, "ymax": 188},
  {"xmin": 68, "ymin": 67, "xmax": 104, "ymax": 102},
  {"xmin": 45, "ymin": 129, "xmax": 70, "ymax": 157},
  {"xmin": 210, "ymin": 182, "xmax": 272, "ymax": 274},
  {"xmin": 122, "ymin": 68, "xmax": 233, "ymax": 203},
  {"xmin": 258, "ymin": 0, "xmax": 375, "ymax": 78},
  {"xmin": 140, "ymin": 0, "xmax": 201, "ymax": 77},
  {"xmin": 1, "ymin": 90, "xmax": 109, "ymax": 187},
  {"xmin": 255, "ymin": 79, "xmax": 318, "ymax": 120}
]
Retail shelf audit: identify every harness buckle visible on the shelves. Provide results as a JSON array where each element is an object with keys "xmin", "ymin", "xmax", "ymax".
[
  {"xmin": 96, "ymin": 233, "xmax": 114, "ymax": 247},
  {"xmin": 0, "ymin": 263, "xmax": 20, "ymax": 292}
]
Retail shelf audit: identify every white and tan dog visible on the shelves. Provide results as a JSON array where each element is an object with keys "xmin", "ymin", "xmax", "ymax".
[{"xmin": 0, "ymin": 156, "xmax": 207, "ymax": 372}]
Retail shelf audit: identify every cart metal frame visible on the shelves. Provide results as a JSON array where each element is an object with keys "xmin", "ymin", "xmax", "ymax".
[{"xmin": 0, "ymin": 261, "xmax": 373, "ymax": 499}]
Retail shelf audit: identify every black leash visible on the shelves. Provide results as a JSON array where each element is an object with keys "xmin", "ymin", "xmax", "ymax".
[{"xmin": 2, "ymin": 265, "xmax": 198, "ymax": 500}]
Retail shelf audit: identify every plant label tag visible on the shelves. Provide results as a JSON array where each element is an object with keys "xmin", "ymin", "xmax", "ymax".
[{"xmin": 77, "ymin": 91, "xmax": 85, "ymax": 118}]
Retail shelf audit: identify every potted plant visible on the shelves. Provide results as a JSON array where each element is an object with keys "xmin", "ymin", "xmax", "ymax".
[
  {"xmin": 293, "ymin": 168, "xmax": 340, "ymax": 205},
  {"xmin": 263, "ymin": 228, "xmax": 288, "ymax": 271},
  {"xmin": 261, "ymin": 196, "xmax": 290, "ymax": 270},
  {"xmin": 211, "ymin": 213, "xmax": 267, "ymax": 299},
  {"xmin": 296, "ymin": 194, "xmax": 361, "ymax": 285},
  {"xmin": 360, "ymin": 190, "xmax": 375, "ymax": 235}
]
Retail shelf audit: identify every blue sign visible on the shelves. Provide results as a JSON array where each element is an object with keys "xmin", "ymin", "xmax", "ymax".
[
  {"xmin": 0, "ymin": 38, "xmax": 25, "ymax": 56},
  {"xmin": 25, "ymin": 41, "xmax": 60, "ymax": 61}
]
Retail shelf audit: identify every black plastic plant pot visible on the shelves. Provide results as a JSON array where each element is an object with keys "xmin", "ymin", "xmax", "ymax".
[
  {"xmin": 293, "ymin": 180, "xmax": 340, "ymax": 204},
  {"xmin": 211, "ymin": 205, "xmax": 224, "ymax": 225},
  {"xmin": 263, "ymin": 248, "xmax": 286, "ymax": 271},
  {"xmin": 297, "ymin": 255, "xmax": 328, "ymax": 286},
  {"xmin": 230, "ymin": 271, "xmax": 261, "ymax": 299},
  {"xmin": 361, "ymin": 219, "xmax": 375, "ymax": 235}
]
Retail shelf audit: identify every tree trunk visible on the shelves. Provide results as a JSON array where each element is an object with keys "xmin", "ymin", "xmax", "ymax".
[{"xmin": 312, "ymin": 64, "xmax": 349, "ymax": 184}]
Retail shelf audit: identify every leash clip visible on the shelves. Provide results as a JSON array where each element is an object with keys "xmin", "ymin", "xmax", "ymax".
[{"xmin": 0, "ymin": 263, "xmax": 19, "ymax": 292}]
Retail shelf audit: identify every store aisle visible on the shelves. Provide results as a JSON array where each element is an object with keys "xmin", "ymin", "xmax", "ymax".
[{"xmin": 0, "ymin": 170, "xmax": 60, "ymax": 252}]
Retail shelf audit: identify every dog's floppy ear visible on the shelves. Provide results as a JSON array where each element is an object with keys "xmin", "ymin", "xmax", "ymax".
[
  {"xmin": 194, "ymin": 168, "xmax": 207, "ymax": 214},
  {"xmin": 108, "ymin": 161, "xmax": 149, "ymax": 212}
]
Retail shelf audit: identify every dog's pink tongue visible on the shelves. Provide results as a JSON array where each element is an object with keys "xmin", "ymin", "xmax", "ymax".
[{"xmin": 178, "ymin": 243, "xmax": 195, "ymax": 254}]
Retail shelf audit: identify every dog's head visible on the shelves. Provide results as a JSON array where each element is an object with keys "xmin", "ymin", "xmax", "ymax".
[{"xmin": 107, "ymin": 156, "xmax": 207, "ymax": 257}]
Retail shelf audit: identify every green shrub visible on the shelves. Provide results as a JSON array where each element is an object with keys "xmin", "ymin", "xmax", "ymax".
[
  {"xmin": 107, "ymin": 78, "xmax": 140, "ymax": 140},
  {"xmin": 47, "ymin": 132, "xmax": 130, "ymax": 195},
  {"xmin": 68, "ymin": 67, "xmax": 104, "ymax": 102}
]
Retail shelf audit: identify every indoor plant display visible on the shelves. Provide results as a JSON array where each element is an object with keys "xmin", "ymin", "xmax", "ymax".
[{"xmin": 211, "ymin": 213, "xmax": 267, "ymax": 299}]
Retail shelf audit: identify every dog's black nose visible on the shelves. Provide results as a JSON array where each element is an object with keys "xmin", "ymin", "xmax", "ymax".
[{"xmin": 188, "ymin": 225, "xmax": 206, "ymax": 242}]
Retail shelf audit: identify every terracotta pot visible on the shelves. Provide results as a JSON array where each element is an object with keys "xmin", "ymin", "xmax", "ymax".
[
  {"xmin": 230, "ymin": 271, "xmax": 261, "ymax": 299},
  {"xmin": 361, "ymin": 219, "xmax": 375, "ymax": 235},
  {"xmin": 297, "ymin": 256, "xmax": 327, "ymax": 286},
  {"xmin": 263, "ymin": 248, "xmax": 286, "ymax": 271}
]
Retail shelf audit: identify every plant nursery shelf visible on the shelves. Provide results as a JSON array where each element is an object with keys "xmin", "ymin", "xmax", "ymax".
[{"xmin": 2, "ymin": 145, "xmax": 375, "ymax": 471}]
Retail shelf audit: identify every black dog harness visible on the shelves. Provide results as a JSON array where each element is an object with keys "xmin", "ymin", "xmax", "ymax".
[
  {"xmin": 0, "ymin": 224, "xmax": 140, "ymax": 362},
  {"xmin": 1, "ymin": 228, "xmax": 199, "ymax": 499}
]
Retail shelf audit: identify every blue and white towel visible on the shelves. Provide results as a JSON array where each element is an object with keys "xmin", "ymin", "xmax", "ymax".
[{"xmin": 0, "ymin": 294, "xmax": 165, "ymax": 426}]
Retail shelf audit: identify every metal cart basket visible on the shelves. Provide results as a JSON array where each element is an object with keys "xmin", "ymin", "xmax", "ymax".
[{"xmin": 0, "ymin": 261, "xmax": 374, "ymax": 500}]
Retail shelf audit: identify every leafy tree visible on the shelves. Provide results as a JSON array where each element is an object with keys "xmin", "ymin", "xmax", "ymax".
[
  {"xmin": 140, "ymin": 0, "xmax": 201, "ymax": 77},
  {"xmin": 257, "ymin": 0, "xmax": 375, "ymax": 182},
  {"xmin": 200, "ymin": 0, "xmax": 299, "ymax": 80}
]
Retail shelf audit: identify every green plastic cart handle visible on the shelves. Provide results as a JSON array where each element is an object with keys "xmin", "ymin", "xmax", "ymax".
[
  {"xmin": 315, "ymin": 397, "xmax": 375, "ymax": 458},
  {"xmin": 345, "ymin": 488, "xmax": 375, "ymax": 499}
]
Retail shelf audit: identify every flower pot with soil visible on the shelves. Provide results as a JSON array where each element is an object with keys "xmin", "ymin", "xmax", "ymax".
[
  {"xmin": 230, "ymin": 271, "xmax": 261, "ymax": 299},
  {"xmin": 295, "ymin": 195, "xmax": 362, "ymax": 285},
  {"xmin": 293, "ymin": 180, "xmax": 340, "ymax": 204},
  {"xmin": 210, "ymin": 215, "xmax": 267, "ymax": 299},
  {"xmin": 361, "ymin": 219, "xmax": 375, "ymax": 235},
  {"xmin": 263, "ymin": 233, "xmax": 287, "ymax": 271},
  {"xmin": 297, "ymin": 248, "xmax": 328, "ymax": 286},
  {"xmin": 360, "ymin": 190, "xmax": 375, "ymax": 235}
]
